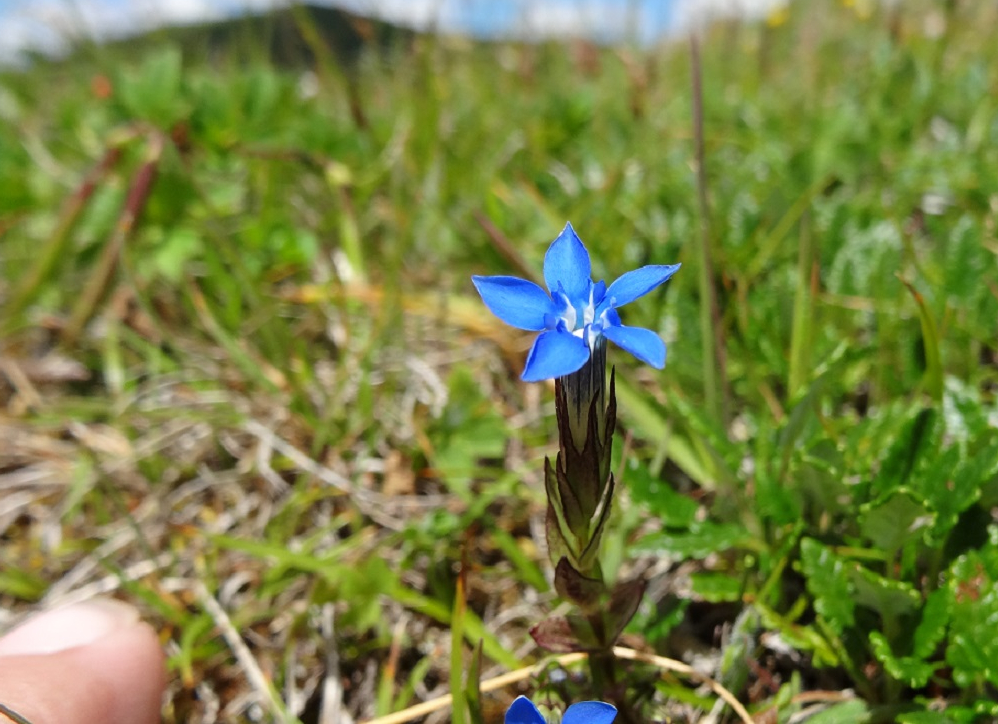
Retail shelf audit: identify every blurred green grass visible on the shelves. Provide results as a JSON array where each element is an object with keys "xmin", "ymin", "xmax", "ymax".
[{"xmin": 1, "ymin": 1, "xmax": 998, "ymax": 722}]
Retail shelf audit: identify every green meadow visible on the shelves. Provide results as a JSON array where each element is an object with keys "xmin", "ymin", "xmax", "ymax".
[{"xmin": 2, "ymin": 1, "xmax": 997, "ymax": 721}]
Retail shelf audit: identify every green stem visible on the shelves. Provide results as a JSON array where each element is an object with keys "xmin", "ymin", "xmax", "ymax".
[
  {"xmin": 788, "ymin": 210, "xmax": 815, "ymax": 400},
  {"xmin": 587, "ymin": 646, "xmax": 638, "ymax": 724}
]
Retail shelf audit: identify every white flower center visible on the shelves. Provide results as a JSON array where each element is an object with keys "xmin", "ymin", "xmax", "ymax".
[
  {"xmin": 582, "ymin": 286, "xmax": 596, "ymax": 326},
  {"xmin": 557, "ymin": 286, "xmax": 597, "ymax": 333},
  {"xmin": 556, "ymin": 291, "xmax": 577, "ymax": 331},
  {"xmin": 552, "ymin": 285, "xmax": 608, "ymax": 350}
]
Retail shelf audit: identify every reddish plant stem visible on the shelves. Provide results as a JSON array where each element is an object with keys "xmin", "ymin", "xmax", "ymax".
[{"xmin": 62, "ymin": 133, "xmax": 164, "ymax": 345}]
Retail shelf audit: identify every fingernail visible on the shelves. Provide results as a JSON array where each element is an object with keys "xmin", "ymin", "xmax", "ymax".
[{"xmin": 0, "ymin": 599, "xmax": 141, "ymax": 656}]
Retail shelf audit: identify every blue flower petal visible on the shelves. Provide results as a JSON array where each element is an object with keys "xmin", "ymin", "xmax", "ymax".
[
  {"xmin": 544, "ymin": 223, "xmax": 592, "ymax": 303},
  {"xmin": 604, "ymin": 263, "xmax": 681, "ymax": 308},
  {"xmin": 522, "ymin": 329, "xmax": 591, "ymax": 382},
  {"xmin": 593, "ymin": 279, "xmax": 607, "ymax": 306},
  {"xmin": 505, "ymin": 696, "xmax": 545, "ymax": 724},
  {"xmin": 603, "ymin": 324, "xmax": 666, "ymax": 368},
  {"xmin": 472, "ymin": 275, "xmax": 555, "ymax": 331},
  {"xmin": 563, "ymin": 701, "xmax": 618, "ymax": 724}
]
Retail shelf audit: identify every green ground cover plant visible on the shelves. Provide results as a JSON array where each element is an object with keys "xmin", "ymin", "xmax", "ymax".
[{"xmin": 1, "ymin": 1, "xmax": 997, "ymax": 722}]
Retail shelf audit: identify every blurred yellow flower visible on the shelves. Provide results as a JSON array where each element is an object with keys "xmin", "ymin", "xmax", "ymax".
[{"xmin": 767, "ymin": 5, "xmax": 791, "ymax": 27}]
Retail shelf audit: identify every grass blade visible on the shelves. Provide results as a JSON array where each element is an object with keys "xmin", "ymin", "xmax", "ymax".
[
  {"xmin": 689, "ymin": 33, "xmax": 727, "ymax": 427},
  {"xmin": 450, "ymin": 566, "xmax": 468, "ymax": 724},
  {"xmin": 898, "ymin": 276, "xmax": 943, "ymax": 403}
]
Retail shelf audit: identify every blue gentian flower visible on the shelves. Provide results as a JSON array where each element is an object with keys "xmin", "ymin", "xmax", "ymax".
[
  {"xmin": 505, "ymin": 695, "xmax": 617, "ymax": 724},
  {"xmin": 473, "ymin": 223, "xmax": 680, "ymax": 382}
]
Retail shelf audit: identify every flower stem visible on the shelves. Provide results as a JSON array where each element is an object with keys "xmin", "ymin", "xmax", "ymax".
[{"xmin": 588, "ymin": 646, "xmax": 639, "ymax": 724}]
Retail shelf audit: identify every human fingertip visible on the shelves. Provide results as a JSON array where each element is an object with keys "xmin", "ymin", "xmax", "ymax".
[{"xmin": 0, "ymin": 599, "xmax": 142, "ymax": 657}]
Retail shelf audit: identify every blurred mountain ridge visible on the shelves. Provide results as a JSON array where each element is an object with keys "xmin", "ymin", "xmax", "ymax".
[{"xmin": 15, "ymin": 3, "xmax": 419, "ymax": 69}]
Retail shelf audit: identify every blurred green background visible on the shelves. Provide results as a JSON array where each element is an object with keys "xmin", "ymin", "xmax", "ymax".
[{"xmin": 1, "ymin": 1, "xmax": 997, "ymax": 722}]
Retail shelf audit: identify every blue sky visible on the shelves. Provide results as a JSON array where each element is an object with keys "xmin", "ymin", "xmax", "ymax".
[{"xmin": 0, "ymin": 0, "xmax": 782, "ymax": 63}]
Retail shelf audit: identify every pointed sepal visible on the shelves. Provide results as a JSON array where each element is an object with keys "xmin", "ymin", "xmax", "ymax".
[
  {"xmin": 554, "ymin": 557, "xmax": 604, "ymax": 611},
  {"xmin": 529, "ymin": 616, "xmax": 584, "ymax": 653},
  {"xmin": 578, "ymin": 473, "xmax": 615, "ymax": 573},
  {"xmin": 605, "ymin": 575, "xmax": 647, "ymax": 644},
  {"xmin": 529, "ymin": 613, "xmax": 601, "ymax": 653},
  {"xmin": 545, "ymin": 495, "xmax": 575, "ymax": 569}
]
